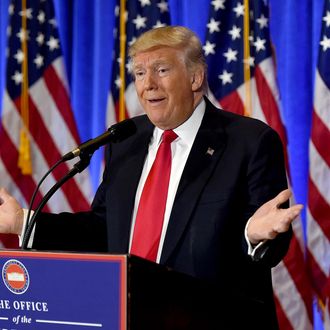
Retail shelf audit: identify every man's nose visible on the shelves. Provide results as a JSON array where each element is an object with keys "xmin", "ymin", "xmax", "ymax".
[{"xmin": 144, "ymin": 71, "xmax": 157, "ymax": 90}]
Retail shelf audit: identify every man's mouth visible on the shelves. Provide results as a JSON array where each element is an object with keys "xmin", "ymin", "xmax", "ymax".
[{"xmin": 147, "ymin": 97, "xmax": 166, "ymax": 103}]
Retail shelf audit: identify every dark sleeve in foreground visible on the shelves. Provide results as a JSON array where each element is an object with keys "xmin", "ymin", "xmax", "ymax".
[{"xmin": 32, "ymin": 210, "xmax": 108, "ymax": 252}]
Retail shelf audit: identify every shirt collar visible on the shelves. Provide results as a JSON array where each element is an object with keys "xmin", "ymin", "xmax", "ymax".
[{"xmin": 153, "ymin": 99, "xmax": 206, "ymax": 147}]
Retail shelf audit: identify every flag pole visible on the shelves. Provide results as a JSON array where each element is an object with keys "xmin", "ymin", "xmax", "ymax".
[
  {"xmin": 119, "ymin": 0, "xmax": 127, "ymax": 122},
  {"xmin": 243, "ymin": 0, "xmax": 252, "ymax": 117},
  {"xmin": 18, "ymin": 0, "xmax": 32, "ymax": 174}
]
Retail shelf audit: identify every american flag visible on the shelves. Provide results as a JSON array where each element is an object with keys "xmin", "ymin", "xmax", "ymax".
[
  {"xmin": 307, "ymin": 0, "xmax": 330, "ymax": 325},
  {"xmin": 106, "ymin": 0, "xmax": 171, "ymax": 126},
  {"xmin": 0, "ymin": 0, "xmax": 92, "ymax": 247},
  {"xmin": 204, "ymin": 0, "xmax": 313, "ymax": 329}
]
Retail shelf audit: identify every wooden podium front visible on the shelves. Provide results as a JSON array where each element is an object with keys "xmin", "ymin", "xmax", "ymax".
[{"xmin": 0, "ymin": 250, "xmax": 216, "ymax": 329}]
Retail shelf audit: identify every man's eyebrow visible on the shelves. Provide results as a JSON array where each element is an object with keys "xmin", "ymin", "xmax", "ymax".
[
  {"xmin": 152, "ymin": 59, "xmax": 169, "ymax": 66},
  {"xmin": 133, "ymin": 59, "xmax": 170, "ymax": 70}
]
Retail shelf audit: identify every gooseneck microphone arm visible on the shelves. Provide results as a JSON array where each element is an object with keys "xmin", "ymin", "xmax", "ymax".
[
  {"xmin": 21, "ymin": 154, "xmax": 92, "ymax": 250},
  {"xmin": 21, "ymin": 119, "xmax": 137, "ymax": 250},
  {"xmin": 23, "ymin": 158, "xmax": 65, "ymax": 239}
]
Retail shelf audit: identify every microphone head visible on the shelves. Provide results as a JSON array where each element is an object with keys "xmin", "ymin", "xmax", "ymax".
[
  {"xmin": 108, "ymin": 119, "xmax": 137, "ymax": 142},
  {"xmin": 62, "ymin": 119, "xmax": 137, "ymax": 161}
]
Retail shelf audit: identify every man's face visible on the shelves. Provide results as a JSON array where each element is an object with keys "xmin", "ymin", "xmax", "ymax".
[{"xmin": 132, "ymin": 46, "xmax": 202, "ymax": 130}]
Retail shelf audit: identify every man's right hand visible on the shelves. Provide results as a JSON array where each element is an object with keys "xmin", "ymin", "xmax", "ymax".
[{"xmin": 0, "ymin": 188, "xmax": 24, "ymax": 236}]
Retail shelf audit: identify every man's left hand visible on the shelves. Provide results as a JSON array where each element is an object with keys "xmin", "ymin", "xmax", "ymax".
[{"xmin": 247, "ymin": 189, "xmax": 303, "ymax": 245}]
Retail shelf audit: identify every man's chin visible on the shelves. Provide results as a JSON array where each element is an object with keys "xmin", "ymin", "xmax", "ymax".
[{"xmin": 148, "ymin": 117, "xmax": 171, "ymax": 130}]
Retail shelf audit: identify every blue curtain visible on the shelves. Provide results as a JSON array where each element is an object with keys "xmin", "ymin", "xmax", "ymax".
[
  {"xmin": 0, "ymin": 0, "xmax": 325, "ymax": 327},
  {"xmin": 0, "ymin": 0, "xmax": 323, "ymax": 208},
  {"xmin": 0, "ymin": 0, "xmax": 323, "ymax": 201}
]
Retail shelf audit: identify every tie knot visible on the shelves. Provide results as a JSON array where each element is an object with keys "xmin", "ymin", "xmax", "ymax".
[{"xmin": 162, "ymin": 130, "xmax": 177, "ymax": 144}]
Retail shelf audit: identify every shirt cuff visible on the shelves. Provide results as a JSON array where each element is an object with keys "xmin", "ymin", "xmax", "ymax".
[
  {"xmin": 18, "ymin": 209, "xmax": 35, "ymax": 248},
  {"xmin": 245, "ymin": 217, "xmax": 267, "ymax": 260}
]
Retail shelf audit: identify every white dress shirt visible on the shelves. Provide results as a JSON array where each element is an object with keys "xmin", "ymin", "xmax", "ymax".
[{"xmin": 129, "ymin": 99, "xmax": 206, "ymax": 262}]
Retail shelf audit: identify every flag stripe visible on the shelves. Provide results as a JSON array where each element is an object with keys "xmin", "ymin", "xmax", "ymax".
[
  {"xmin": 310, "ymin": 111, "xmax": 330, "ymax": 167},
  {"xmin": 2, "ymin": 92, "xmax": 73, "ymax": 213},
  {"xmin": 29, "ymin": 75, "xmax": 77, "ymax": 157},
  {"xmin": 29, "ymin": 75, "xmax": 92, "ymax": 206},
  {"xmin": 43, "ymin": 62, "xmax": 81, "ymax": 144},
  {"xmin": 255, "ymin": 64, "xmax": 287, "ymax": 146},
  {"xmin": 282, "ymin": 235, "xmax": 314, "ymax": 322},
  {"xmin": 307, "ymin": 207, "xmax": 330, "ymax": 277},
  {"xmin": 273, "ymin": 211, "xmax": 314, "ymax": 329},
  {"xmin": 308, "ymin": 177, "xmax": 330, "ymax": 240},
  {"xmin": 52, "ymin": 56, "xmax": 70, "ymax": 92},
  {"xmin": 218, "ymin": 90, "xmax": 245, "ymax": 115},
  {"xmin": 0, "ymin": 128, "xmax": 51, "ymax": 212},
  {"xmin": 237, "ymin": 76, "xmax": 266, "ymax": 122},
  {"xmin": 273, "ymin": 261, "xmax": 313, "ymax": 329},
  {"xmin": 314, "ymin": 70, "xmax": 330, "ymax": 133},
  {"xmin": 307, "ymin": 249, "xmax": 328, "ymax": 302},
  {"xmin": 273, "ymin": 294, "xmax": 294, "ymax": 330},
  {"xmin": 22, "ymin": 95, "xmax": 90, "ymax": 211}
]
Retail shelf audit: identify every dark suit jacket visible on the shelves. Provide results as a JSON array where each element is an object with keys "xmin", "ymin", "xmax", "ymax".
[{"xmin": 34, "ymin": 97, "xmax": 290, "ymax": 329}]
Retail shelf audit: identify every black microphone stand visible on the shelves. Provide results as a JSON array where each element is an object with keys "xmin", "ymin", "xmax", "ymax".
[
  {"xmin": 21, "ymin": 153, "xmax": 93, "ymax": 250},
  {"xmin": 24, "ymin": 158, "xmax": 65, "ymax": 239}
]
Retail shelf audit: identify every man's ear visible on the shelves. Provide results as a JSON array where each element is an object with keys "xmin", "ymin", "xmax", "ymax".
[{"xmin": 191, "ymin": 68, "xmax": 204, "ymax": 92}]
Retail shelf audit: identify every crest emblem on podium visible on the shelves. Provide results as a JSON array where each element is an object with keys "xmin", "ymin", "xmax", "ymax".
[{"xmin": 2, "ymin": 259, "xmax": 30, "ymax": 294}]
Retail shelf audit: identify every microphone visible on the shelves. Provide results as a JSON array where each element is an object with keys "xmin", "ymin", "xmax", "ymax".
[
  {"xmin": 22, "ymin": 118, "xmax": 136, "ymax": 249},
  {"xmin": 62, "ymin": 119, "xmax": 136, "ymax": 161}
]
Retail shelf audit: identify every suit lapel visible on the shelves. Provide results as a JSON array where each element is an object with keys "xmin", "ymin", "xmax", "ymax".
[
  {"xmin": 107, "ymin": 118, "xmax": 154, "ymax": 253},
  {"xmin": 108, "ymin": 103, "xmax": 227, "ymax": 260},
  {"xmin": 160, "ymin": 104, "xmax": 227, "ymax": 263}
]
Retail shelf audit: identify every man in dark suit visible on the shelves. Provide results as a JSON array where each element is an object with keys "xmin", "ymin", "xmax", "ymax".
[{"xmin": 0, "ymin": 26, "xmax": 302, "ymax": 328}]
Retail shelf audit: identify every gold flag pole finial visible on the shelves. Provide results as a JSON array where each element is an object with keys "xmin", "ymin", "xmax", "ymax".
[{"xmin": 18, "ymin": 0, "xmax": 32, "ymax": 174}]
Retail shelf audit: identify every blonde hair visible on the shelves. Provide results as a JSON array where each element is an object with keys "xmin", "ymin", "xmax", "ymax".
[{"xmin": 129, "ymin": 26, "xmax": 208, "ymax": 92}]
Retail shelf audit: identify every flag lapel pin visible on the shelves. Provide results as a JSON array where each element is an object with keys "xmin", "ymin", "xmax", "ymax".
[{"xmin": 206, "ymin": 147, "xmax": 215, "ymax": 156}]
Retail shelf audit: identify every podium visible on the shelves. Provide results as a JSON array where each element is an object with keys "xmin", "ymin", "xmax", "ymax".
[{"xmin": 0, "ymin": 250, "xmax": 217, "ymax": 329}]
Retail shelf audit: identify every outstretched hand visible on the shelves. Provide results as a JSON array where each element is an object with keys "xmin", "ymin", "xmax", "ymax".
[
  {"xmin": 247, "ymin": 189, "xmax": 303, "ymax": 245},
  {"xmin": 0, "ymin": 187, "xmax": 24, "ymax": 236}
]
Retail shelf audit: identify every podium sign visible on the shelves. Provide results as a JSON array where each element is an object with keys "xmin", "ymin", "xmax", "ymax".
[{"xmin": 0, "ymin": 250, "xmax": 127, "ymax": 329}]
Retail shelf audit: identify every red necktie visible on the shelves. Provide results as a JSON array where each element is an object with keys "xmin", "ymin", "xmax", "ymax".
[{"xmin": 130, "ymin": 130, "xmax": 177, "ymax": 262}]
